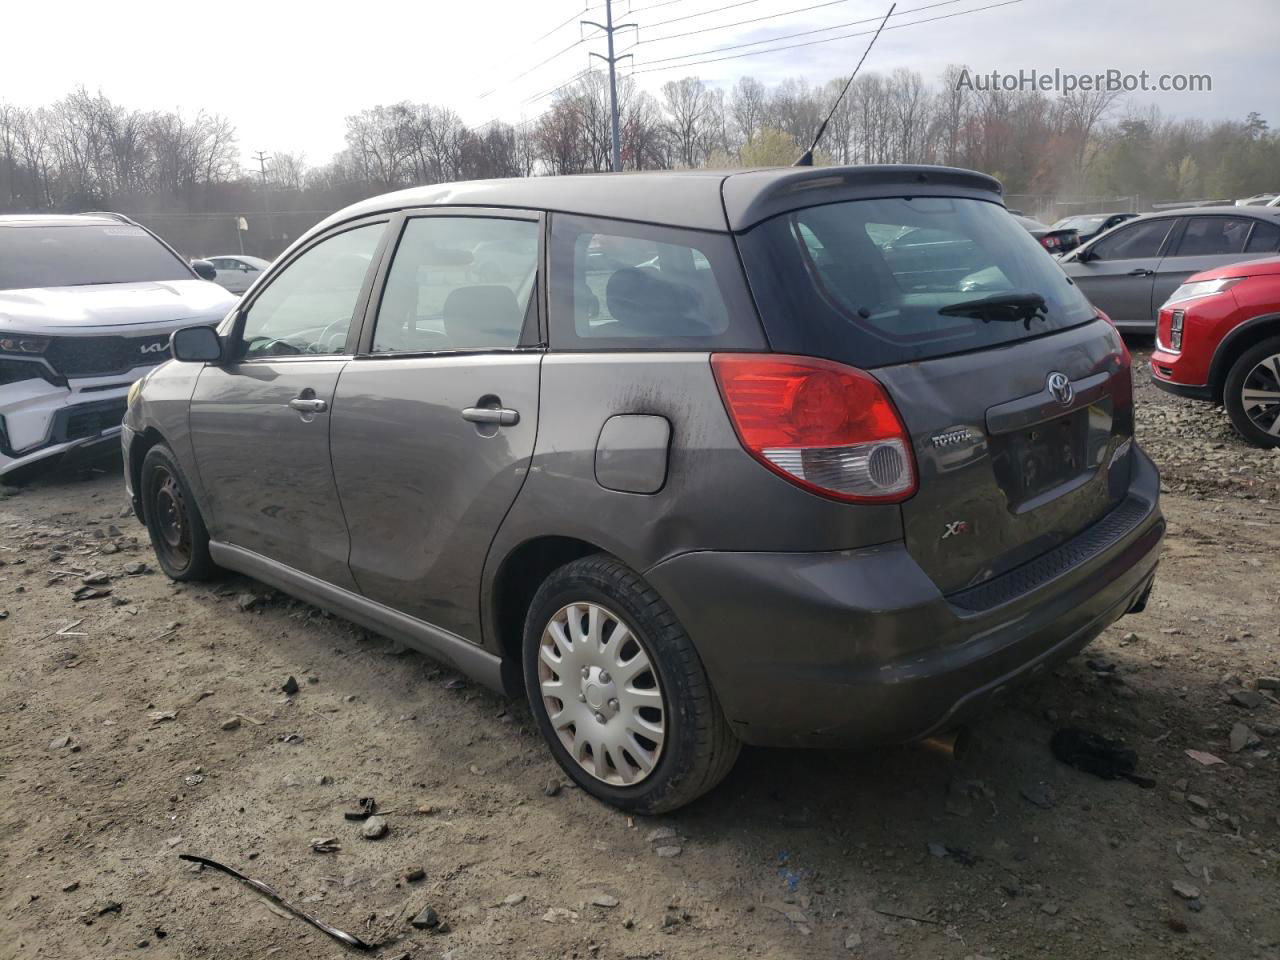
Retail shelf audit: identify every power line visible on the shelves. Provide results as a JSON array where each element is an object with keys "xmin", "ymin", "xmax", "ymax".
[
  {"xmin": 631, "ymin": 0, "xmax": 1024, "ymax": 72},
  {"xmin": 642, "ymin": 0, "xmax": 766, "ymax": 30},
  {"xmin": 636, "ymin": 0, "xmax": 968, "ymax": 61},
  {"xmin": 620, "ymin": 0, "xmax": 683, "ymax": 13},
  {"xmin": 533, "ymin": 2, "xmax": 601, "ymax": 43},
  {"xmin": 636, "ymin": 0, "xmax": 852, "ymax": 46}
]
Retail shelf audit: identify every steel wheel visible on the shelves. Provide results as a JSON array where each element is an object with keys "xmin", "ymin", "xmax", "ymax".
[
  {"xmin": 537, "ymin": 601, "xmax": 666, "ymax": 786},
  {"xmin": 1240, "ymin": 351, "xmax": 1280, "ymax": 438},
  {"xmin": 150, "ymin": 465, "xmax": 192, "ymax": 570}
]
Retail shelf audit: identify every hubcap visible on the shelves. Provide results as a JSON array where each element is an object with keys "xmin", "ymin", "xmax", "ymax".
[
  {"xmin": 1241, "ymin": 352, "xmax": 1280, "ymax": 438},
  {"xmin": 537, "ymin": 601, "xmax": 665, "ymax": 786}
]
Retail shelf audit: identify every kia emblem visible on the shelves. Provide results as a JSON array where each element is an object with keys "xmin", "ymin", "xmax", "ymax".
[{"xmin": 1047, "ymin": 371, "xmax": 1073, "ymax": 406}]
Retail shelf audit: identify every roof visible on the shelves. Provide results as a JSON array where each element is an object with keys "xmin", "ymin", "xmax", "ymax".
[
  {"xmin": 303, "ymin": 164, "xmax": 1006, "ymax": 244},
  {"xmin": 1139, "ymin": 205, "xmax": 1280, "ymax": 219},
  {"xmin": 0, "ymin": 213, "xmax": 131, "ymax": 227}
]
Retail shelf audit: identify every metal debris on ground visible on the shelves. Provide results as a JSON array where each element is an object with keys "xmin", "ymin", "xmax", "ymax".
[
  {"xmin": 344, "ymin": 797, "xmax": 378, "ymax": 820},
  {"xmin": 177, "ymin": 853, "xmax": 377, "ymax": 950}
]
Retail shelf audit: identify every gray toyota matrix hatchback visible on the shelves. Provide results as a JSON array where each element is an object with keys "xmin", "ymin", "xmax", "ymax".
[{"xmin": 123, "ymin": 166, "xmax": 1164, "ymax": 812}]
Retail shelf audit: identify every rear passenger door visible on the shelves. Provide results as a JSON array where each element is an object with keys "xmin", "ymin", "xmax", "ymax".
[
  {"xmin": 329, "ymin": 210, "xmax": 543, "ymax": 641},
  {"xmin": 1152, "ymin": 215, "xmax": 1280, "ymax": 308}
]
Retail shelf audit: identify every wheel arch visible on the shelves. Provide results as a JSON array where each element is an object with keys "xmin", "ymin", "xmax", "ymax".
[
  {"xmin": 488, "ymin": 535, "xmax": 608, "ymax": 694},
  {"xmin": 1208, "ymin": 312, "xmax": 1280, "ymax": 401},
  {"xmin": 128, "ymin": 426, "xmax": 168, "ymax": 515}
]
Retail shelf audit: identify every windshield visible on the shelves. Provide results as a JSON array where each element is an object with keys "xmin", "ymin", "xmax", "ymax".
[
  {"xmin": 737, "ymin": 196, "xmax": 1098, "ymax": 367},
  {"xmin": 0, "ymin": 224, "xmax": 192, "ymax": 291},
  {"xmin": 1054, "ymin": 215, "xmax": 1107, "ymax": 230}
]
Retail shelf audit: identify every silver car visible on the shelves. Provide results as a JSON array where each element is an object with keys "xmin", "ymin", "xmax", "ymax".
[
  {"xmin": 1060, "ymin": 207, "xmax": 1280, "ymax": 331},
  {"xmin": 206, "ymin": 255, "xmax": 270, "ymax": 295}
]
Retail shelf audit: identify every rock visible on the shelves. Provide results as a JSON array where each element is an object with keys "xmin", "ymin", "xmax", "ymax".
[
  {"xmin": 1186, "ymin": 795, "xmax": 1211, "ymax": 813},
  {"xmin": 1171, "ymin": 880, "xmax": 1201, "ymax": 900},
  {"xmin": 100, "ymin": 543, "xmax": 119, "ymax": 555},
  {"xmin": 62, "ymin": 881, "xmax": 79, "ymax": 892},
  {"xmin": 1257, "ymin": 676, "xmax": 1280, "ymax": 691},
  {"xmin": 1187, "ymin": 816, "xmax": 1211, "ymax": 830},
  {"xmin": 1230, "ymin": 690, "xmax": 1264, "ymax": 709},
  {"xmin": 1120, "ymin": 631, "xmax": 1139, "ymax": 644},
  {"xmin": 543, "ymin": 779, "xmax": 561, "ymax": 797},
  {"xmin": 590, "ymin": 893, "xmax": 619, "ymax": 908},
  {"xmin": 844, "ymin": 933, "xmax": 863, "ymax": 950},
  {"xmin": 468, "ymin": 764, "xmax": 485, "ymax": 776},
  {"xmin": 315, "ymin": 775, "xmax": 333, "ymax": 785},
  {"xmin": 1254, "ymin": 722, "xmax": 1280, "ymax": 737},
  {"xmin": 655, "ymin": 845, "xmax": 683, "ymax": 857},
  {"xmin": 183, "ymin": 774, "xmax": 204, "ymax": 787},
  {"xmin": 81, "ymin": 571, "xmax": 111, "ymax": 585},
  {"xmin": 220, "ymin": 717, "xmax": 241, "ymax": 731},
  {"xmin": 542, "ymin": 907, "xmax": 578, "ymax": 923},
  {"xmin": 1021, "ymin": 783, "xmax": 1055, "ymax": 809},
  {"xmin": 123, "ymin": 562, "xmax": 148, "ymax": 575},
  {"xmin": 1041, "ymin": 902, "xmax": 1060, "ymax": 916},
  {"xmin": 361, "ymin": 817, "xmax": 388, "ymax": 840},
  {"xmin": 236, "ymin": 593, "xmax": 257, "ymax": 611},
  {"xmin": 646, "ymin": 827, "xmax": 678, "ymax": 843},
  {"xmin": 405, "ymin": 867, "xmax": 426, "ymax": 882},
  {"xmin": 410, "ymin": 905, "xmax": 440, "ymax": 929},
  {"xmin": 927, "ymin": 841, "xmax": 948, "ymax": 858},
  {"xmin": 281, "ymin": 675, "xmax": 299, "ymax": 695},
  {"xmin": 1229, "ymin": 722, "xmax": 1258, "ymax": 753},
  {"xmin": 96, "ymin": 900, "xmax": 123, "ymax": 916},
  {"xmin": 502, "ymin": 893, "xmax": 526, "ymax": 906},
  {"xmin": 48, "ymin": 735, "xmax": 71, "ymax": 750}
]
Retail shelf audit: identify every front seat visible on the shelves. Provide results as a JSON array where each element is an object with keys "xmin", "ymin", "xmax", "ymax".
[
  {"xmin": 605, "ymin": 268, "xmax": 708, "ymax": 337},
  {"xmin": 441, "ymin": 285, "xmax": 524, "ymax": 348}
]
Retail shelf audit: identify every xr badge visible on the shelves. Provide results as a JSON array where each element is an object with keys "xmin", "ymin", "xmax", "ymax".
[{"xmin": 941, "ymin": 520, "xmax": 970, "ymax": 540}]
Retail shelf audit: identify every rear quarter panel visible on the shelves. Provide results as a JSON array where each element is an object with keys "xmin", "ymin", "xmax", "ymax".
[{"xmin": 483, "ymin": 351, "xmax": 906, "ymax": 630}]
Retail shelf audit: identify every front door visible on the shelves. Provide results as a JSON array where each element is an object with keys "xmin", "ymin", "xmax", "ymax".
[
  {"xmin": 330, "ymin": 211, "xmax": 543, "ymax": 640},
  {"xmin": 189, "ymin": 220, "xmax": 388, "ymax": 588},
  {"xmin": 1068, "ymin": 217, "xmax": 1176, "ymax": 329}
]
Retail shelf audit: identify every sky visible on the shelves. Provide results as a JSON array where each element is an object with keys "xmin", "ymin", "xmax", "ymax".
[{"xmin": 2, "ymin": 0, "xmax": 1277, "ymax": 168}]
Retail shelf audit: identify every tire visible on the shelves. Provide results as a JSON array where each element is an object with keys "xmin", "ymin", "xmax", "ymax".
[
  {"xmin": 1223, "ymin": 335, "xmax": 1280, "ymax": 448},
  {"xmin": 522, "ymin": 554, "xmax": 739, "ymax": 814},
  {"xmin": 140, "ymin": 444, "xmax": 219, "ymax": 581}
]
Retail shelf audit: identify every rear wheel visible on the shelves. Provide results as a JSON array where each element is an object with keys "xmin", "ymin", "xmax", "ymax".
[
  {"xmin": 1223, "ymin": 336, "xmax": 1280, "ymax": 448},
  {"xmin": 522, "ymin": 554, "xmax": 739, "ymax": 814},
  {"xmin": 141, "ymin": 444, "xmax": 218, "ymax": 580}
]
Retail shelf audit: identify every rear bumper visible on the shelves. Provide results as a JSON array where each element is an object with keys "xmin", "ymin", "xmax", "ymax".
[{"xmin": 647, "ymin": 445, "xmax": 1163, "ymax": 748}]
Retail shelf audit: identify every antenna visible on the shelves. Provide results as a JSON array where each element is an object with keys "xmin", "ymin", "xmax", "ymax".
[{"xmin": 794, "ymin": 2, "xmax": 896, "ymax": 167}]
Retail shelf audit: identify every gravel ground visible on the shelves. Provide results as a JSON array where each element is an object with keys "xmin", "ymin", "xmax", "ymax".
[{"xmin": 1, "ymin": 344, "xmax": 1277, "ymax": 960}]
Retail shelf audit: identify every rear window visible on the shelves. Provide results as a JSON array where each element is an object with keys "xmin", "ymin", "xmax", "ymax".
[
  {"xmin": 737, "ymin": 197, "xmax": 1099, "ymax": 367},
  {"xmin": 548, "ymin": 214, "xmax": 763, "ymax": 350},
  {"xmin": 0, "ymin": 224, "xmax": 192, "ymax": 291}
]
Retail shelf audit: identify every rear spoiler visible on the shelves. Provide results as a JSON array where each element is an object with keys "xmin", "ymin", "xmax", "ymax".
[{"xmin": 723, "ymin": 165, "xmax": 1004, "ymax": 232}]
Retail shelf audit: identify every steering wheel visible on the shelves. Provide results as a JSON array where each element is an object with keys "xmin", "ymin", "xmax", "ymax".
[
  {"xmin": 311, "ymin": 318, "xmax": 349, "ymax": 354},
  {"xmin": 246, "ymin": 336, "xmax": 303, "ymax": 357}
]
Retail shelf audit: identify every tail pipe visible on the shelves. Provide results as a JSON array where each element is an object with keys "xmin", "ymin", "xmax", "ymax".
[{"xmin": 919, "ymin": 726, "xmax": 971, "ymax": 761}]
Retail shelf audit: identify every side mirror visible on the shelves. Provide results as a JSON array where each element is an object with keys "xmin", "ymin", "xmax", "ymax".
[
  {"xmin": 1073, "ymin": 246, "xmax": 1095, "ymax": 263},
  {"xmin": 170, "ymin": 325, "xmax": 223, "ymax": 363},
  {"xmin": 191, "ymin": 258, "xmax": 217, "ymax": 281}
]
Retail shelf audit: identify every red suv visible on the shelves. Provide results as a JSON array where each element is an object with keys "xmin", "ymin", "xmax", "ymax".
[{"xmin": 1150, "ymin": 256, "xmax": 1280, "ymax": 446}]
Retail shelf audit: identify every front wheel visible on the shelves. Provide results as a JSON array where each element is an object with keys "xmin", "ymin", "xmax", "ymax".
[
  {"xmin": 140, "ymin": 444, "xmax": 219, "ymax": 580},
  {"xmin": 523, "ymin": 555, "xmax": 739, "ymax": 814},
  {"xmin": 1223, "ymin": 335, "xmax": 1280, "ymax": 448}
]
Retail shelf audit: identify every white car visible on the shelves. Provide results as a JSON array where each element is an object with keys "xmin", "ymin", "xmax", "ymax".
[
  {"xmin": 1, "ymin": 213, "xmax": 237, "ymax": 483},
  {"xmin": 206, "ymin": 254, "xmax": 271, "ymax": 295}
]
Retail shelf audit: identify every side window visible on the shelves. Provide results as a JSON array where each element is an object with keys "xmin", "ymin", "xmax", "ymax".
[
  {"xmin": 209, "ymin": 258, "xmax": 229, "ymax": 270},
  {"xmin": 372, "ymin": 216, "xmax": 538, "ymax": 353},
  {"xmin": 1172, "ymin": 217, "xmax": 1251, "ymax": 257},
  {"xmin": 549, "ymin": 214, "xmax": 760, "ymax": 349},
  {"xmin": 1088, "ymin": 219, "xmax": 1172, "ymax": 261},
  {"xmin": 240, "ymin": 223, "xmax": 383, "ymax": 359},
  {"xmin": 1245, "ymin": 220, "xmax": 1280, "ymax": 253}
]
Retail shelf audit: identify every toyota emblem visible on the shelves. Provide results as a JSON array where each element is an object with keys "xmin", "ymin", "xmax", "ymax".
[{"xmin": 1047, "ymin": 371, "xmax": 1073, "ymax": 406}]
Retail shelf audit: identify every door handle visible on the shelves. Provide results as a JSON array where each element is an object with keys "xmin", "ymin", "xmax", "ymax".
[
  {"xmin": 1126, "ymin": 268, "xmax": 1154, "ymax": 277},
  {"xmin": 288, "ymin": 397, "xmax": 328, "ymax": 413},
  {"xmin": 461, "ymin": 406, "xmax": 519, "ymax": 426}
]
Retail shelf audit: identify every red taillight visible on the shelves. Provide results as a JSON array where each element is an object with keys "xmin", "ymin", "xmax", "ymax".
[{"xmin": 711, "ymin": 353, "xmax": 917, "ymax": 503}]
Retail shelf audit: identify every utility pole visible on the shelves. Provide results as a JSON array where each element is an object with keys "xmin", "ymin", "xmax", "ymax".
[
  {"xmin": 252, "ymin": 150, "xmax": 272, "ymax": 252},
  {"xmin": 582, "ymin": 0, "xmax": 634, "ymax": 172}
]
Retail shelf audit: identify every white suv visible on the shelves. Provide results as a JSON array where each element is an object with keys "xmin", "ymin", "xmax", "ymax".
[{"xmin": 1, "ymin": 213, "xmax": 236, "ymax": 483}]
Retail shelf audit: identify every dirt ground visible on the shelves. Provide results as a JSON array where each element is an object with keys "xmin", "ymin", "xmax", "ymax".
[{"xmin": 1, "ymin": 345, "xmax": 1277, "ymax": 960}]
